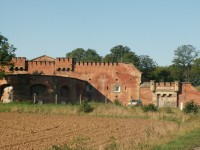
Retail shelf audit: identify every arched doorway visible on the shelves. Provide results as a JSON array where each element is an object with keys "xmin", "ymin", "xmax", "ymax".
[
  {"xmin": 59, "ymin": 86, "xmax": 70, "ymax": 103},
  {"xmin": 0, "ymin": 84, "xmax": 13, "ymax": 103},
  {"xmin": 30, "ymin": 84, "xmax": 47, "ymax": 101}
]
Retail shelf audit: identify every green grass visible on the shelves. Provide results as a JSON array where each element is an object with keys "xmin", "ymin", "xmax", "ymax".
[
  {"xmin": 0, "ymin": 101, "xmax": 80, "ymax": 115},
  {"xmin": 153, "ymin": 128, "xmax": 200, "ymax": 150}
]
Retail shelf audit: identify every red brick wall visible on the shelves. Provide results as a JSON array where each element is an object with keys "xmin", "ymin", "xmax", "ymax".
[
  {"xmin": 27, "ymin": 61, "xmax": 55, "ymax": 75},
  {"xmin": 0, "ymin": 75, "xmax": 89, "ymax": 104},
  {"xmin": 140, "ymin": 85, "xmax": 153, "ymax": 105},
  {"xmin": 12, "ymin": 57, "xmax": 26, "ymax": 68},
  {"xmin": 7, "ymin": 56, "xmax": 141, "ymax": 104},
  {"xmin": 178, "ymin": 83, "xmax": 200, "ymax": 105},
  {"xmin": 55, "ymin": 57, "xmax": 73, "ymax": 71},
  {"xmin": 67, "ymin": 62, "xmax": 141, "ymax": 104}
]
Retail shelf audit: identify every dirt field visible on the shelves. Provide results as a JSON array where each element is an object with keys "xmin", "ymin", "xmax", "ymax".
[{"xmin": 0, "ymin": 112, "xmax": 177, "ymax": 150}]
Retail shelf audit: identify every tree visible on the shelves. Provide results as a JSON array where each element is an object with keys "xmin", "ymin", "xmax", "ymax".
[
  {"xmin": 103, "ymin": 45, "xmax": 139, "ymax": 67},
  {"xmin": 66, "ymin": 48, "xmax": 102, "ymax": 62},
  {"xmin": 66, "ymin": 48, "xmax": 85, "ymax": 62},
  {"xmin": 0, "ymin": 33, "xmax": 16, "ymax": 78},
  {"xmin": 151, "ymin": 66, "xmax": 173, "ymax": 82},
  {"xmin": 168, "ymin": 65, "xmax": 184, "ymax": 81},
  {"xmin": 190, "ymin": 58, "xmax": 200, "ymax": 86},
  {"xmin": 102, "ymin": 54, "xmax": 113, "ymax": 62},
  {"xmin": 172, "ymin": 45, "xmax": 199, "ymax": 82},
  {"xmin": 82, "ymin": 49, "xmax": 102, "ymax": 62},
  {"xmin": 138, "ymin": 55, "xmax": 157, "ymax": 81}
]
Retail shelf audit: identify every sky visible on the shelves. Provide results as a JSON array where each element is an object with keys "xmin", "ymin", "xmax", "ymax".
[{"xmin": 1, "ymin": 0, "xmax": 200, "ymax": 66}]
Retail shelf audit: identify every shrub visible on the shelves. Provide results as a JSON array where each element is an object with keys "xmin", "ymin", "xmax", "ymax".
[
  {"xmin": 183, "ymin": 101, "xmax": 199, "ymax": 114},
  {"xmin": 79, "ymin": 99, "xmax": 93, "ymax": 113},
  {"xmin": 113, "ymin": 99, "xmax": 122, "ymax": 106},
  {"xmin": 142, "ymin": 104, "xmax": 158, "ymax": 112}
]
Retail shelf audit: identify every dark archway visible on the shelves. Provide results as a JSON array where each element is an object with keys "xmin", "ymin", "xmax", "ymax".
[
  {"xmin": 30, "ymin": 84, "xmax": 47, "ymax": 101},
  {"xmin": 59, "ymin": 86, "xmax": 70, "ymax": 103}
]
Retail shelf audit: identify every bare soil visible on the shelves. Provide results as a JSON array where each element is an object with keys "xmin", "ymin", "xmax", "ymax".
[{"xmin": 0, "ymin": 112, "xmax": 177, "ymax": 150}]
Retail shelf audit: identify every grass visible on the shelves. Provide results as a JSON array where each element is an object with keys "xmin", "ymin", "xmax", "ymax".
[
  {"xmin": 153, "ymin": 127, "xmax": 200, "ymax": 150},
  {"xmin": 1, "ymin": 101, "xmax": 200, "ymax": 149},
  {"xmin": 0, "ymin": 101, "xmax": 79, "ymax": 115}
]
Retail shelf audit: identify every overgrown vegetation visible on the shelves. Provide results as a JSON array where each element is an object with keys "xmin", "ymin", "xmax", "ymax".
[
  {"xmin": 79, "ymin": 99, "xmax": 93, "ymax": 113},
  {"xmin": 142, "ymin": 103, "xmax": 158, "ymax": 112},
  {"xmin": 113, "ymin": 99, "xmax": 122, "ymax": 106},
  {"xmin": 183, "ymin": 101, "xmax": 199, "ymax": 114}
]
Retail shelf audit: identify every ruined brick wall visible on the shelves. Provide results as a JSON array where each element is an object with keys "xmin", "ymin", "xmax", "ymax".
[
  {"xmin": 140, "ymin": 81, "xmax": 179, "ymax": 107},
  {"xmin": 0, "ymin": 75, "xmax": 100, "ymax": 104},
  {"xmin": 140, "ymin": 82, "xmax": 153, "ymax": 105},
  {"xmin": 3, "ymin": 55, "xmax": 200, "ymax": 106},
  {"xmin": 140, "ymin": 81, "xmax": 200, "ymax": 107},
  {"xmin": 27, "ymin": 61, "xmax": 55, "ymax": 75},
  {"xmin": 12, "ymin": 57, "xmax": 26, "ymax": 69},
  {"xmin": 5, "ymin": 56, "xmax": 141, "ymax": 104},
  {"xmin": 67, "ymin": 62, "xmax": 141, "ymax": 104},
  {"xmin": 55, "ymin": 57, "xmax": 73, "ymax": 71},
  {"xmin": 178, "ymin": 83, "xmax": 200, "ymax": 106}
]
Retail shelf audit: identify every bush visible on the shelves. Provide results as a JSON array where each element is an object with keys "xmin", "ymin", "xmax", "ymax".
[
  {"xmin": 79, "ymin": 99, "xmax": 93, "ymax": 113},
  {"xmin": 183, "ymin": 101, "xmax": 199, "ymax": 114},
  {"xmin": 142, "ymin": 104, "xmax": 158, "ymax": 112},
  {"xmin": 113, "ymin": 99, "xmax": 122, "ymax": 106}
]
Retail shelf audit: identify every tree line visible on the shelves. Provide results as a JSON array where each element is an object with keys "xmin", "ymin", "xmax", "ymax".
[
  {"xmin": 1, "ymin": 33, "xmax": 200, "ymax": 86},
  {"xmin": 66, "ymin": 45, "xmax": 200, "ymax": 86}
]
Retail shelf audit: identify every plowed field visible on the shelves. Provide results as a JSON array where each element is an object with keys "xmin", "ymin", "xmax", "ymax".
[{"xmin": 0, "ymin": 112, "xmax": 177, "ymax": 150}]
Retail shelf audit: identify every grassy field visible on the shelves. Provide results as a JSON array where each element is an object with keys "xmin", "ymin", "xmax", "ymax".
[{"xmin": 0, "ymin": 101, "xmax": 200, "ymax": 149}]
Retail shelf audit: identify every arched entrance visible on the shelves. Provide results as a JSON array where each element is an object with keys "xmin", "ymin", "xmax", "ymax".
[
  {"xmin": 0, "ymin": 84, "xmax": 13, "ymax": 103},
  {"xmin": 30, "ymin": 84, "xmax": 47, "ymax": 102},
  {"xmin": 59, "ymin": 86, "xmax": 70, "ymax": 103}
]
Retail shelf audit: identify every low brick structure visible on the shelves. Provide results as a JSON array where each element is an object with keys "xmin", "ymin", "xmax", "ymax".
[
  {"xmin": 140, "ymin": 80, "xmax": 200, "ymax": 108},
  {"xmin": 0, "ymin": 55, "xmax": 141, "ymax": 104},
  {"xmin": 1, "ymin": 55, "xmax": 200, "ymax": 107}
]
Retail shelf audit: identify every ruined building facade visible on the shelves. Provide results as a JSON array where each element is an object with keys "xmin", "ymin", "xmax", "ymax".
[
  {"xmin": 0, "ymin": 55, "xmax": 141, "ymax": 104},
  {"xmin": 1, "ymin": 55, "xmax": 200, "ymax": 107}
]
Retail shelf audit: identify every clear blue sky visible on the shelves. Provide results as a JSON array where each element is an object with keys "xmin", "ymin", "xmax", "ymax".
[{"xmin": 1, "ymin": 0, "xmax": 200, "ymax": 66}]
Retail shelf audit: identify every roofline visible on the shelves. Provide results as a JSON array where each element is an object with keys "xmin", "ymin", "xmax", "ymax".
[{"xmin": 31, "ymin": 55, "xmax": 55, "ymax": 61}]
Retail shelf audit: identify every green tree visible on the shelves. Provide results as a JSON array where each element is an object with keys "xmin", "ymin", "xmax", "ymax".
[
  {"xmin": 151, "ymin": 66, "xmax": 173, "ymax": 82},
  {"xmin": 190, "ymin": 58, "xmax": 200, "ymax": 86},
  {"xmin": 66, "ymin": 48, "xmax": 85, "ymax": 62},
  {"xmin": 172, "ymin": 45, "xmax": 199, "ymax": 82},
  {"xmin": 103, "ymin": 45, "xmax": 139, "ymax": 67},
  {"xmin": 102, "ymin": 54, "xmax": 113, "ymax": 62},
  {"xmin": 138, "ymin": 55, "xmax": 157, "ymax": 82},
  {"xmin": 82, "ymin": 49, "xmax": 102, "ymax": 62},
  {"xmin": 66, "ymin": 48, "xmax": 102, "ymax": 62},
  {"xmin": 0, "ymin": 33, "xmax": 16, "ymax": 78},
  {"xmin": 168, "ymin": 64, "xmax": 185, "ymax": 81}
]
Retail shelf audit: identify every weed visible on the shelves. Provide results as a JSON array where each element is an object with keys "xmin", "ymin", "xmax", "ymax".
[
  {"xmin": 79, "ymin": 99, "xmax": 93, "ymax": 113},
  {"xmin": 113, "ymin": 99, "xmax": 122, "ymax": 106},
  {"xmin": 142, "ymin": 104, "xmax": 158, "ymax": 112},
  {"xmin": 183, "ymin": 101, "xmax": 199, "ymax": 114},
  {"xmin": 104, "ymin": 136, "xmax": 120, "ymax": 150},
  {"xmin": 52, "ymin": 144, "xmax": 71, "ymax": 150}
]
